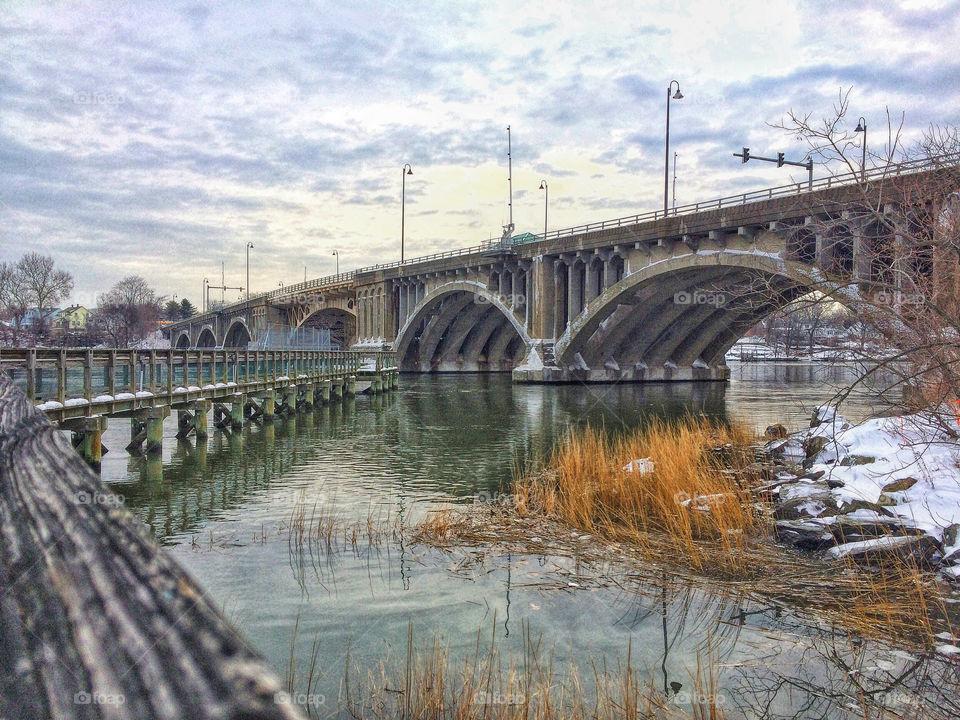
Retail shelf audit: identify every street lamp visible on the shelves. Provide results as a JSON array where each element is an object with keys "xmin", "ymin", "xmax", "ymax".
[
  {"xmin": 332, "ymin": 249, "xmax": 339, "ymax": 276},
  {"xmin": 539, "ymin": 180, "xmax": 548, "ymax": 240},
  {"xmin": 401, "ymin": 164, "xmax": 413, "ymax": 263},
  {"xmin": 245, "ymin": 242, "xmax": 254, "ymax": 301},
  {"xmin": 202, "ymin": 277, "xmax": 209, "ymax": 313},
  {"xmin": 664, "ymin": 80, "xmax": 683, "ymax": 215},
  {"xmin": 854, "ymin": 117, "xmax": 867, "ymax": 183}
]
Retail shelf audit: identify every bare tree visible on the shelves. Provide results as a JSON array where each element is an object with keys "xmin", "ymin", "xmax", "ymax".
[
  {"xmin": 16, "ymin": 252, "xmax": 74, "ymax": 329},
  {"xmin": 91, "ymin": 276, "xmax": 162, "ymax": 348},
  {"xmin": 768, "ymin": 89, "xmax": 960, "ymax": 420}
]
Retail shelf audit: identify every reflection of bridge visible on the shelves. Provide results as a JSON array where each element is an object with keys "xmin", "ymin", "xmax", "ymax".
[{"xmin": 167, "ymin": 155, "xmax": 960, "ymax": 383}]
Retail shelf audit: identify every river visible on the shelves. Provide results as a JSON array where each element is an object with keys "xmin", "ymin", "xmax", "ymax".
[{"xmin": 97, "ymin": 363, "xmax": 955, "ymax": 719}]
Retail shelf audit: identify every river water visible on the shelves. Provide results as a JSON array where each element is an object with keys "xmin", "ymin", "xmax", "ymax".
[{"xmin": 97, "ymin": 363, "xmax": 956, "ymax": 719}]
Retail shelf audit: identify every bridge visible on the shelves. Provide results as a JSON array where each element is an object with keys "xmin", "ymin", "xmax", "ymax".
[{"xmin": 168, "ymin": 154, "xmax": 960, "ymax": 383}]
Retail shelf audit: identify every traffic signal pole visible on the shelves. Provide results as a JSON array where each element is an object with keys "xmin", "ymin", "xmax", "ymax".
[{"xmin": 733, "ymin": 147, "xmax": 813, "ymax": 190}]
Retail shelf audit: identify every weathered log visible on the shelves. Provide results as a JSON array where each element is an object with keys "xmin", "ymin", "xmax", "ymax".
[{"xmin": 0, "ymin": 377, "xmax": 303, "ymax": 720}]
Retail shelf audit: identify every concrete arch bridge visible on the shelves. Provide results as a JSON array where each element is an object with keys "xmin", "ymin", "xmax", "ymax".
[{"xmin": 166, "ymin": 155, "xmax": 960, "ymax": 382}]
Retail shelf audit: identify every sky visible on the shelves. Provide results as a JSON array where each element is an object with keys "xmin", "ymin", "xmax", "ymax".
[{"xmin": 2, "ymin": 0, "xmax": 959, "ymax": 308}]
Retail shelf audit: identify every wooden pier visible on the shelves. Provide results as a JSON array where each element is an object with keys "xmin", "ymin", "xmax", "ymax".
[
  {"xmin": 0, "ymin": 348, "xmax": 398, "ymax": 469},
  {"xmin": 0, "ymin": 376, "xmax": 309, "ymax": 719}
]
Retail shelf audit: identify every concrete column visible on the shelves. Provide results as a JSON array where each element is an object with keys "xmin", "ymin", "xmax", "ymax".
[
  {"xmin": 194, "ymin": 399, "xmax": 211, "ymax": 439},
  {"xmin": 552, "ymin": 258, "xmax": 568, "ymax": 339},
  {"xmin": 398, "ymin": 282, "xmax": 408, "ymax": 326},
  {"xmin": 586, "ymin": 259, "xmax": 601, "ymax": 302},
  {"xmin": 331, "ymin": 380, "xmax": 342, "ymax": 400},
  {"xmin": 319, "ymin": 379, "xmax": 331, "ymax": 404},
  {"xmin": 261, "ymin": 389, "xmax": 276, "ymax": 421},
  {"xmin": 231, "ymin": 393, "xmax": 245, "ymax": 429},
  {"xmin": 567, "ymin": 261, "xmax": 584, "ymax": 325}
]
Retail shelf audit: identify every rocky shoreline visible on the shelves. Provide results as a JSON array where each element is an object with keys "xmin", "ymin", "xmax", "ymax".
[{"xmin": 759, "ymin": 405, "xmax": 960, "ymax": 581}]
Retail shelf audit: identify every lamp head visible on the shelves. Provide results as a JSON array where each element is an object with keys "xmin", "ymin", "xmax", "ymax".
[
  {"xmin": 539, "ymin": 180, "xmax": 547, "ymax": 190},
  {"xmin": 403, "ymin": 163, "xmax": 412, "ymax": 175},
  {"xmin": 854, "ymin": 118, "xmax": 866, "ymax": 133},
  {"xmin": 672, "ymin": 88, "xmax": 683, "ymax": 100}
]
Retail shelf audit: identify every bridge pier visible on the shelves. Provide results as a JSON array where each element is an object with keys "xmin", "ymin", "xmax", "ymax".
[
  {"xmin": 126, "ymin": 406, "xmax": 170, "ymax": 455},
  {"xmin": 319, "ymin": 379, "xmax": 331, "ymax": 405},
  {"xmin": 66, "ymin": 416, "xmax": 109, "ymax": 471}
]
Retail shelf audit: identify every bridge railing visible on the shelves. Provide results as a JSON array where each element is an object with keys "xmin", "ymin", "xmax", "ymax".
[
  {"xmin": 0, "ymin": 348, "xmax": 394, "ymax": 409},
  {"xmin": 176, "ymin": 151, "xmax": 960, "ymax": 325}
]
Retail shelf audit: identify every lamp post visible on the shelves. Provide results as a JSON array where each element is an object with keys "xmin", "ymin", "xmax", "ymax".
[
  {"xmin": 332, "ymin": 249, "xmax": 339, "ymax": 276},
  {"xmin": 202, "ymin": 278, "xmax": 208, "ymax": 313},
  {"xmin": 401, "ymin": 164, "xmax": 412, "ymax": 263},
  {"xmin": 538, "ymin": 180, "xmax": 548, "ymax": 240},
  {"xmin": 245, "ymin": 242, "xmax": 253, "ymax": 301},
  {"xmin": 854, "ymin": 116, "xmax": 867, "ymax": 183},
  {"xmin": 664, "ymin": 80, "xmax": 683, "ymax": 215}
]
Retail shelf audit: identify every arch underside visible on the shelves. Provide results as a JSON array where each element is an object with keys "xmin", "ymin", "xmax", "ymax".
[
  {"xmin": 555, "ymin": 262, "xmax": 825, "ymax": 382},
  {"xmin": 301, "ymin": 308, "xmax": 357, "ymax": 348},
  {"xmin": 196, "ymin": 327, "xmax": 217, "ymax": 348},
  {"xmin": 223, "ymin": 321, "xmax": 252, "ymax": 348},
  {"xmin": 396, "ymin": 289, "xmax": 527, "ymax": 372},
  {"xmin": 175, "ymin": 332, "xmax": 191, "ymax": 348}
]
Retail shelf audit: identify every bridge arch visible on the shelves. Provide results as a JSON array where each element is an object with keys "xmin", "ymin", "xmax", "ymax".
[
  {"xmin": 394, "ymin": 280, "xmax": 532, "ymax": 372},
  {"xmin": 223, "ymin": 319, "xmax": 252, "ymax": 348},
  {"xmin": 554, "ymin": 249, "xmax": 847, "ymax": 380},
  {"xmin": 174, "ymin": 331, "xmax": 191, "ymax": 349},
  {"xmin": 196, "ymin": 326, "xmax": 217, "ymax": 348},
  {"xmin": 299, "ymin": 307, "xmax": 357, "ymax": 348}
]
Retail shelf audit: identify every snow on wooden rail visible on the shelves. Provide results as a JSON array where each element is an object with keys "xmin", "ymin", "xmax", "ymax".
[{"xmin": 0, "ymin": 376, "xmax": 304, "ymax": 720}]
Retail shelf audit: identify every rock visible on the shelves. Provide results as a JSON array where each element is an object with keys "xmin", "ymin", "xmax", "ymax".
[
  {"xmin": 801, "ymin": 469, "xmax": 825, "ymax": 481},
  {"xmin": 810, "ymin": 405, "xmax": 836, "ymax": 428},
  {"xmin": 804, "ymin": 435, "xmax": 830, "ymax": 459},
  {"xmin": 839, "ymin": 454, "xmax": 875, "ymax": 466},
  {"xmin": 824, "ymin": 476, "xmax": 845, "ymax": 489},
  {"xmin": 765, "ymin": 424, "xmax": 788, "ymax": 440},
  {"xmin": 881, "ymin": 477, "xmax": 918, "ymax": 493},
  {"xmin": 774, "ymin": 519, "xmax": 834, "ymax": 551},
  {"xmin": 824, "ymin": 535, "xmax": 942, "ymax": 567},
  {"xmin": 877, "ymin": 493, "xmax": 898, "ymax": 506},
  {"xmin": 944, "ymin": 523, "xmax": 960, "ymax": 549},
  {"xmin": 775, "ymin": 495, "xmax": 839, "ymax": 520},
  {"xmin": 742, "ymin": 462, "xmax": 776, "ymax": 482},
  {"xmin": 775, "ymin": 481, "xmax": 839, "ymax": 520},
  {"xmin": 837, "ymin": 500, "xmax": 893, "ymax": 518},
  {"xmin": 829, "ymin": 511, "xmax": 925, "ymax": 544}
]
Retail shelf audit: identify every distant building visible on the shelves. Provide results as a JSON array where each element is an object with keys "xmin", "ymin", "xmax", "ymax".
[
  {"xmin": 57, "ymin": 305, "xmax": 91, "ymax": 331},
  {"xmin": 21, "ymin": 308, "xmax": 60, "ymax": 329}
]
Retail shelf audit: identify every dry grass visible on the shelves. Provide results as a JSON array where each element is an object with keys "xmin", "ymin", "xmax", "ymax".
[
  {"xmin": 514, "ymin": 418, "xmax": 762, "ymax": 576},
  {"xmin": 344, "ymin": 618, "xmax": 726, "ymax": 720}
]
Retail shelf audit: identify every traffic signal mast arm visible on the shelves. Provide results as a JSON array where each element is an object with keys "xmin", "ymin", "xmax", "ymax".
[{"xmin": 733, "ymin": 147, "xmax": 813, "ymax": 189}]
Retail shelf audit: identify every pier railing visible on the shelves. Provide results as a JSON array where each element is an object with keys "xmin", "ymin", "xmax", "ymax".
[
  {"xmin": 0, "ymin": 376, "xmax": 305, "ymax": 719},
  {"xmin": 0, "ymin": 348, "xmax": 396, "ymax": 421}
]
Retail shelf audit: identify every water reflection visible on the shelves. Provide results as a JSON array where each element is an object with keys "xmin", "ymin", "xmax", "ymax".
[{"xmin": 102, "ymin": 371, "xmax": 950, "ymax": 720}]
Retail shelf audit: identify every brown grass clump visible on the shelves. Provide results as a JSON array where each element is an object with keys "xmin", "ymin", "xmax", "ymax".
[{"xmin": 514, "ymin": 417, "xmax": 762, "ymax": 576}]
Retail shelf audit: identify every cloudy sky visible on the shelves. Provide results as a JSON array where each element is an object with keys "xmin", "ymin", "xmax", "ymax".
[{"xmin": 2, "ymin": 0, "xmax": 959, "ymax": 308}]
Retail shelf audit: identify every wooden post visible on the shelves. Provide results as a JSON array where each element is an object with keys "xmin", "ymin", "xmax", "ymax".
[
  {"xmin": 108, "ymin": 349, "xmax": 116, "ymax": 396},
  {"xmin": 57, "ymin": 349, "xmax": 66, "ymax": 404},
  {"xmin": 167, "ymin": 348, "xmax": 174, "ymax": 396},
  {"xmin": 145, "ymin": 406, "xmax": 169, "ymax": 455},
  {"xmin": 26, "ymin": 348, "xmax": 36, "ymax": 403},
  {"xmin": 83, "ymin": 349, "xmax": 93, "ymax": 402}
]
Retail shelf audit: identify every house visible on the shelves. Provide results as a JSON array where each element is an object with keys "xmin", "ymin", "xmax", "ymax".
[
  {"xmin": 21, "ymin": 307, "xmax": 61, "ymax": 329},
  {"xmin": 57, "ymin": 305, "xmax": 91, "ymax": 331}
]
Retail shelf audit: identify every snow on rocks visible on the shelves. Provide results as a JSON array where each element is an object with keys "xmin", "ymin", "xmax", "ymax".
[{"xmin": 766, "ymin": 404, "xmax": 960, "ymax": 580}]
